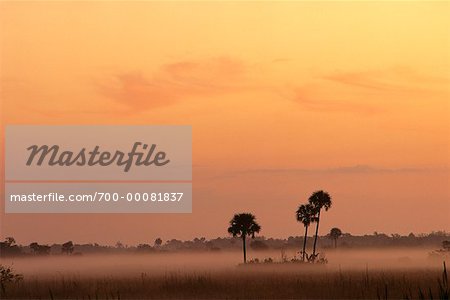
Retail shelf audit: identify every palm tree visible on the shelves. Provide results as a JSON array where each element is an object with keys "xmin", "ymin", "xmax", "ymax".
[
  {"xmin": 329, "ymin": 227, "xmax": 342, "ymax": 248},
  {"xmin": 296, "ymin": 203, "xmax": 316, "ymax": 261},
  {"xmin": 228, "ymin": 213, "xmax": 261, "ymax": 263},
  {"xmin": 308, "ymin": 190, "xmax": 332, "ymax": 261}
]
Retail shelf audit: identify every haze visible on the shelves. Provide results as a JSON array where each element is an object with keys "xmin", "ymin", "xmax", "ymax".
[{"xmin": 2, "ymin": 248, "xmax": 442, "ymax": 279}]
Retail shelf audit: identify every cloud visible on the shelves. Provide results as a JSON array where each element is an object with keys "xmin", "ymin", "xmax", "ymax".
[
  {"xmin": 96, "ymin": 57, "xmax": 250, "ymax": 111},
  {"xmin": 293, "ymin": 85, "xmax": 385, "ymax": 115},
  {"xmin": 210, "ymin": 165, "xmax": 449, "ymax": 180},
  {"xmin": 235, "ymin": 165, "xmax": 428, "ymax": 175},
  {"xmin": 284, "ymin": 82, "xmax": 385, "ymax": 115},
  {"xmin": 323, "ymin": 66, "xmax": 449, "ymax": 93},
  {"xmin": 163, "ymin": 56, "xmax": 246, "ymax": 88},
  {"xmin": 96, "ymin": 61, "xmax": 448, "ymax": 116},
  {"xmin": 289, "ymin": 66, "xmax": 449, "ymax": 115}
]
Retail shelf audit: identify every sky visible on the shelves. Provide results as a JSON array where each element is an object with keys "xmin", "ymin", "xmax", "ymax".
[{"xmin": 0, "ymin": 1, "xmax": 449, "ymax": 245}]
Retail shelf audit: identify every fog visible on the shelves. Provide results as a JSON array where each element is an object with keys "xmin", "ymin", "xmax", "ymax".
[{"xmin": 2, "ymin": 248, "xmax": 444, "ymax": 279}]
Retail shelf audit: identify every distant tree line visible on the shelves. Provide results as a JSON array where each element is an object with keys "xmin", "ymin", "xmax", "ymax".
[{"xmin": 1, "ymin": 231, "xmax": 448, "ymax": 258}]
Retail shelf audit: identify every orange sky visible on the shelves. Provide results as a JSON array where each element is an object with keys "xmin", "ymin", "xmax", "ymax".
[{"xmin": 0, "ymin": 1, "xmax": 449, "ymax": 244}]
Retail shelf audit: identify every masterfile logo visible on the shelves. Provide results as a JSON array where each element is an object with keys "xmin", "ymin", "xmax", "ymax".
[
  {"xmin": 5, "ymin": 125, "xmax": 192, "ymax": 213},
  {"xmin": 6, "ymin": 125, "xmax": 191, "ymax": 180},
  {"xmin": 26, "ymin": 142, "xmax": 171, "ymax": 172}
]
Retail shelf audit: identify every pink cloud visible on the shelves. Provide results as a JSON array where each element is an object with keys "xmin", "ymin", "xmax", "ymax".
[
  {"xmin": 97, "ymin": 57, "xmax": 249, "ymax": 111},
  {"xmin": 323, "ymin": 66, "xmax": 449, "ymax": 92}
]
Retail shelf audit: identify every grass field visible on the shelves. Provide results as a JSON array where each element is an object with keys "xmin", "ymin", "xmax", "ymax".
[
  {"xmin": 0, "ymin": 251, "xmax": 448, "ymax": 299},
  {"xmin": 1, "ymin": 267, "xmax": 448, "ymax": 299}
]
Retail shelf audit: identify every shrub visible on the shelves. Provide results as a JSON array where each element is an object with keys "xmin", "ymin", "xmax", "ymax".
[{"xmin": 0, "ymin": 265, "xmax": 23, "ymax": 295}]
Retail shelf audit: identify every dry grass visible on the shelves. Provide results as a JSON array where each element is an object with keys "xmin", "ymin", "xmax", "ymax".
[{"xmin": 1, "ymin": 264, "xmax": 448, "ymax": 299}]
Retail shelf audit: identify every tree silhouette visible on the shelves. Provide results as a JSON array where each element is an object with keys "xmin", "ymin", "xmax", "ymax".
[
  {"xmin": 329, "ymin": 227, "xmax": 342, "ymax": 248},
  {"xmin": 228, "ymin": 213, "xmax": 261, "ymax": 263},
  {"xmin": 308, "ymin": 190, "xmax": 332, "ymax": 261},
  {"xmin": 5, "ymin": 237, "xmax": 15, "ymax": 246},
  {"xmin": 296, "ymin": 203, "xmax": 316, "ymax": 261},
  {"xmin": 154, "ymin": 238, "xmax": 163, "ymax": 247},
  {"xmin": 29, "ymin": 242, "xmax": 50, "ymax": 255},
  {"xmin": 0, "ymin": 237, "xmax": 21, "ymax": 256},
  {"xmin": 61, "ymin": 241, "xmax": 74, "ymax": 254}
]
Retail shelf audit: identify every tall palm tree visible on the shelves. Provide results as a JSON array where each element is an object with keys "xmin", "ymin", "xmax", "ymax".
[
  {"xmin": 329, "ymin": 227, "xmax": 342, "ymax": 248},
  {"xmin": 308, "ymin": 190, "xmax": 332, "ymax": 261},
  {"xmin": 296, "ymin": 203, "xmax": 316, "ymax": 261},
  {"xmin": 228, "ymin": 213, "xmax": 261, "ymax": 263}
]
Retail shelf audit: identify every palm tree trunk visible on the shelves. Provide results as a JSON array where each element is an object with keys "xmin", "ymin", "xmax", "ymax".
[
  {"xmin": 242, "ymin": 235, "xmax": 247, "ymax": 263},
  {"xmin": 334, "ymin": 238, "xmax": 337, "ymax": 248},
  {"xmin": 302, "ymin": 225, "xmax": 308, "ymax": 262},
  {"xmin": 312, "ymin": 209, "xmax": 321, "ymax": 261}
]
